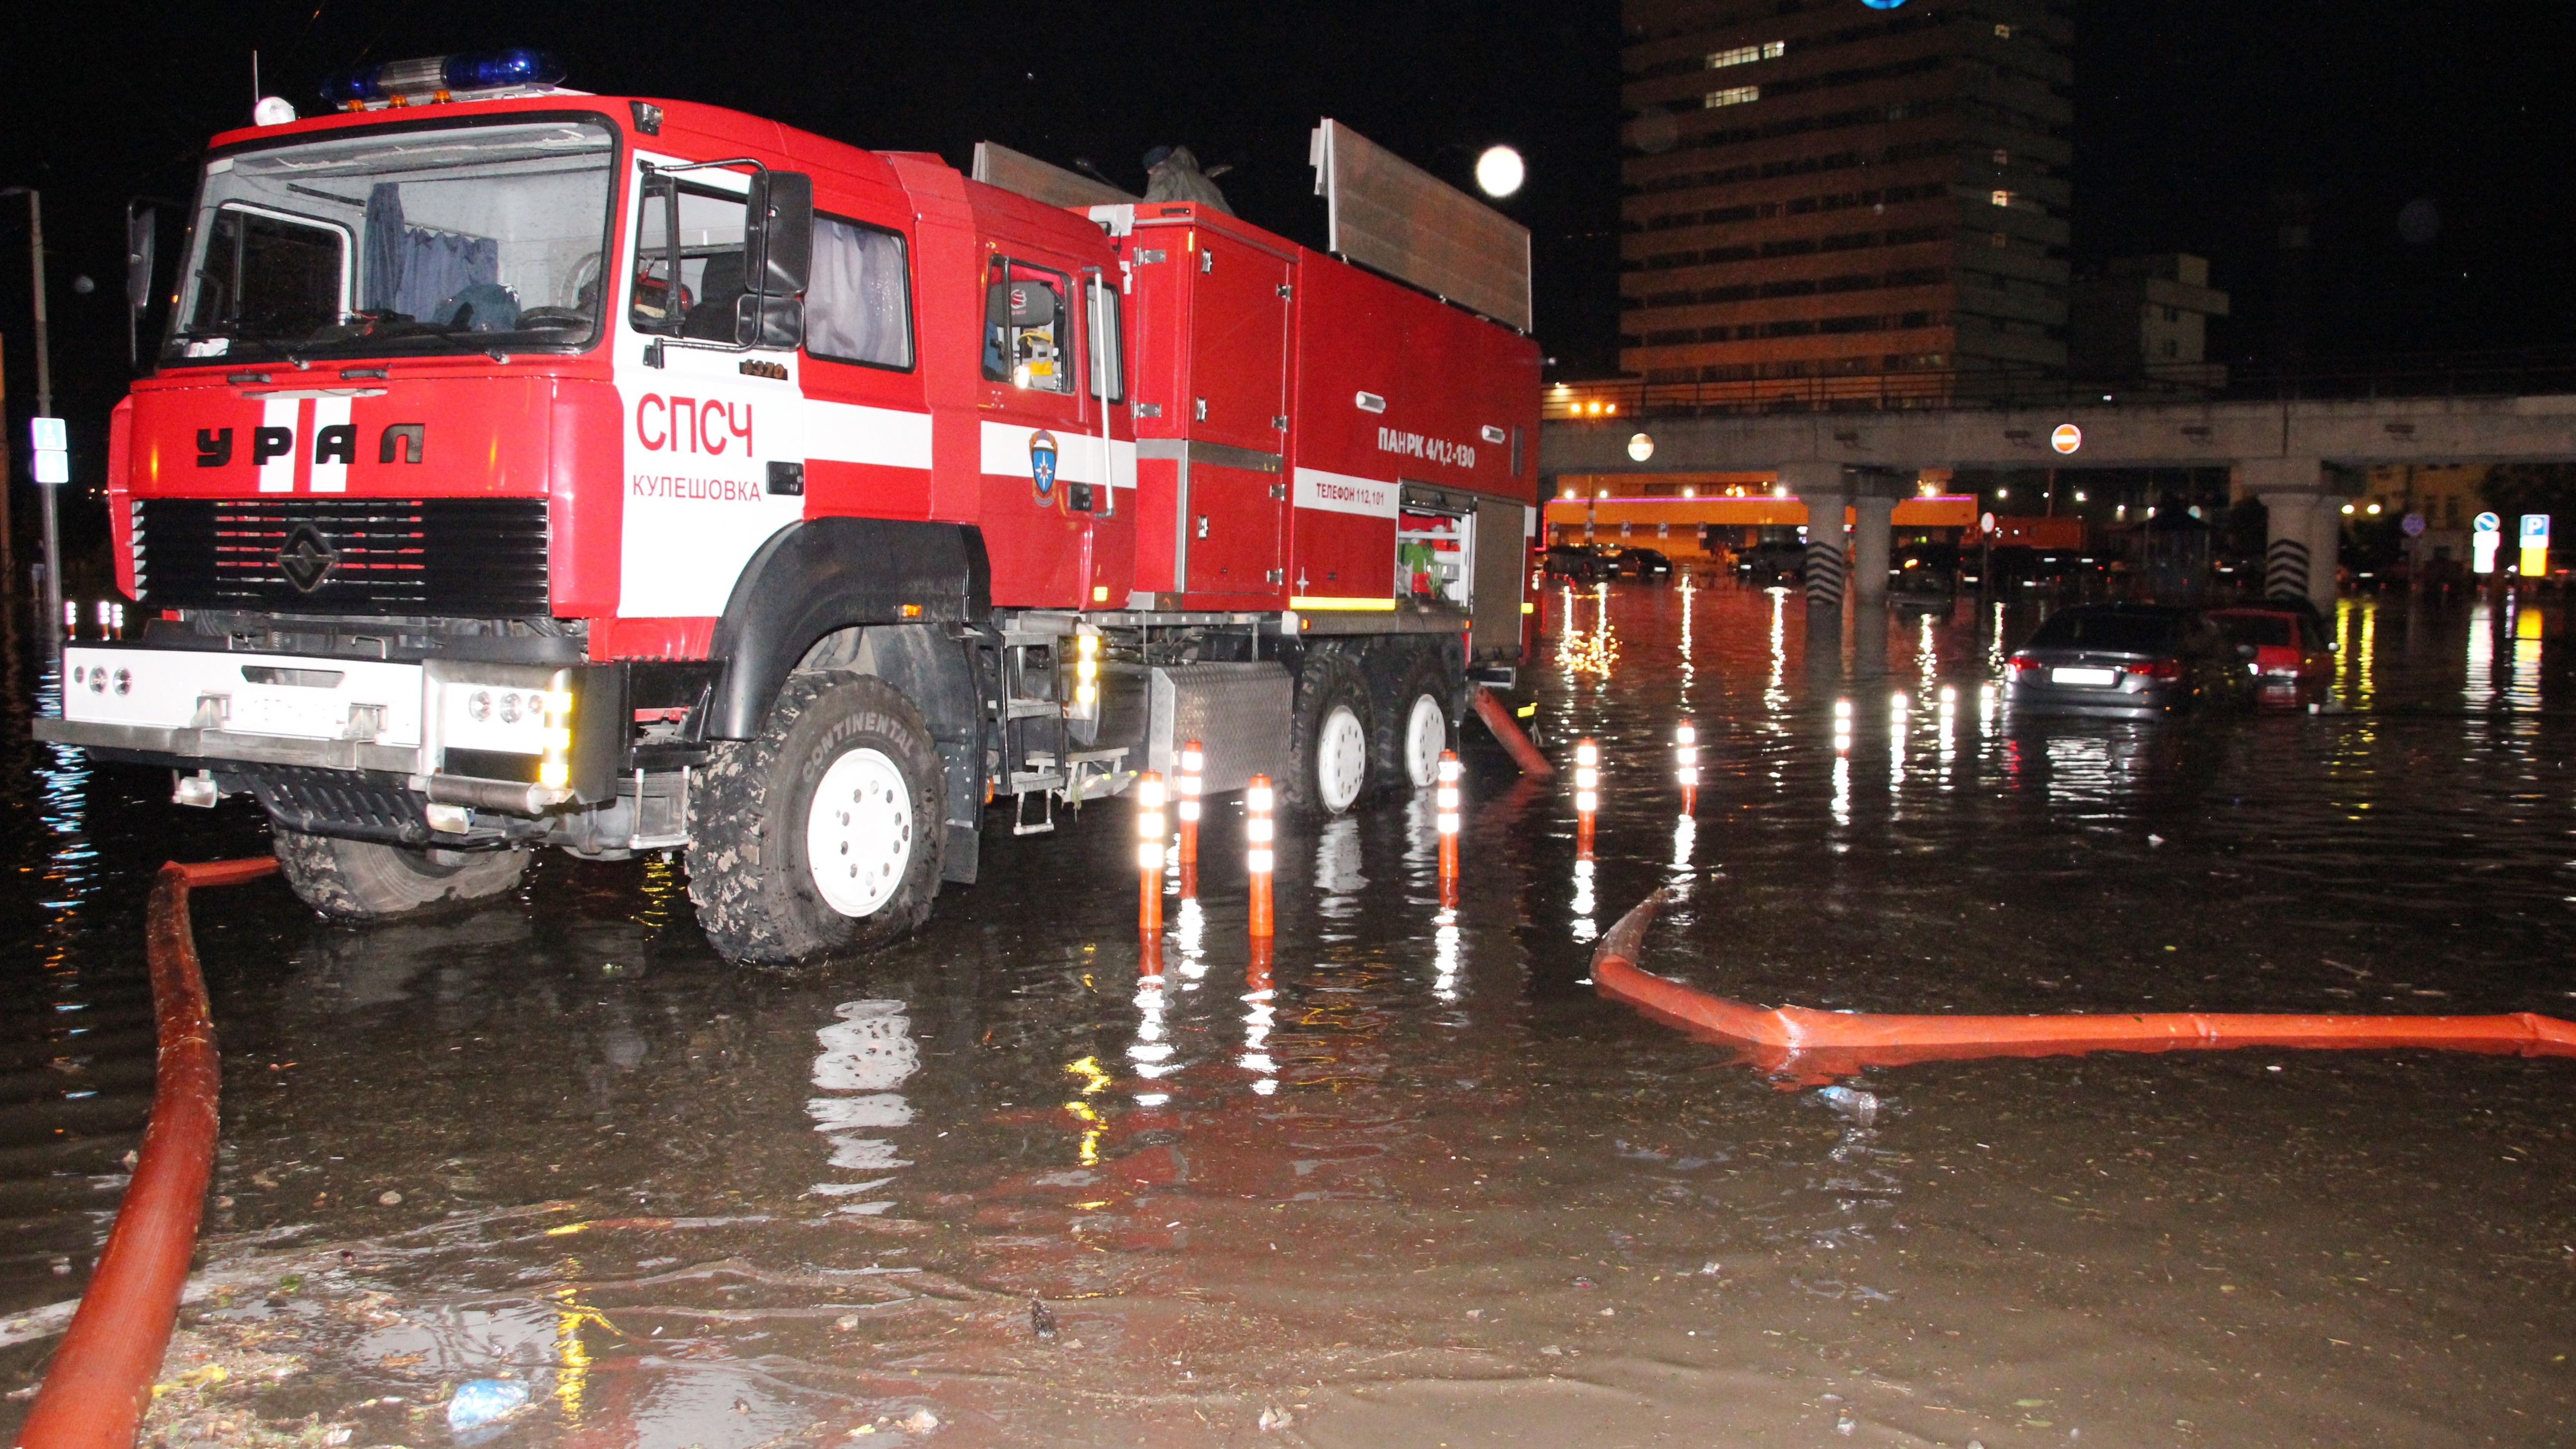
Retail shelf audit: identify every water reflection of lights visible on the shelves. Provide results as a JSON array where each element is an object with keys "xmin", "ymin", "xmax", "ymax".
[
  {"xmin": 1916, "ymin": 612, "xmax": 1939, "ymax": 677},
  {"xmin": 1240, "ymin": 980, "xmax": 1279, "ymax": 1095},
  {"xmin": 1315, "ymin": 815, "xmax": 1365, "ymax": 919},
  {"xmin": 1556, "ymin": 592, "xmax": 1621, "ymax": 677},
  {"xmin": 2507, "ymin": 599, "xmax": 2544, "ymax": 713},
  {"xmin": 549, "ymin": 1290, "xmax": 617, "ymax": 1423},
  {"xmin": 1831, "ymin": 754, "xmax": 1852, "ymax": 828},
  {"xmin": 1175, "ymin": 896, "xmax": 1207, "ymax": 982},
  {"xmin": 1887, "ymin": 692, "xmax": 1908, "ymax": 792},
  {"xmin": 1765, "ymin": 587, "xmax": 1790, "ymax": 713},
  {"xmin": 2466, "ymin": 601, "xmax": 2495, "ymax": 710},
  {"xmin": 1978, "ymin": 680, "xmax": 1998, "ymax": 728},
  {"xmin": 1433, "ymin": 909, "xmax": 1462, "ymax": 1002},
  {"xmin": 1128, "ymin": 973, "xmax": 1175, "ymax": 1106},
  {"xmin": 1936, "ymin": 684, "xmax": 1958, "ymax": 784},
  {"xmin": 1571, "ymin": 858, "xmax": 1597, "ymax": 942},
  {"xmin": 808, "ymin": 1000, "xmax": 919, "ymax": 1212},
  {"xmin": 1670, "ymin": 812, "xmax": 1695, "ymax": 881},
  {"xmin": 1062, "ymin": 1055, "xmax": 1113, "ymax": 1164}
]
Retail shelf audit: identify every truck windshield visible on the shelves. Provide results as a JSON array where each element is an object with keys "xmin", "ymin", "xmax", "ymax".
[{"xmin": 164, "ymin": 118, "xmax": 617, "ymax": 365}]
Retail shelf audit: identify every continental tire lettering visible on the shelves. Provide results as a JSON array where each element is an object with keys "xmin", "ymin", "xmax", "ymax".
[
  {"xmin": 801, "ymin": 712, "xmax": 892, "ymax": 781},
  {"xmin": 630, "ymin": 473, "xmax": 765, "ymax": 501}
]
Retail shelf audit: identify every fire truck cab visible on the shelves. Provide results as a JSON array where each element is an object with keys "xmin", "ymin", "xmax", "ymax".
[{"xmin": 37, "ymin": 55, "xmax": 1541, "ymax": 964}]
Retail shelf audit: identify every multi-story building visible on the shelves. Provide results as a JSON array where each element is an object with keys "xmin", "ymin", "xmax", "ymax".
[
  {"xmin": 2069, "ymin": 253, "xmax": 2231, "ymax": 393},
  {"xmin": 1617, "ymin": 0, "xmax": 2075, "ymax": 405}
]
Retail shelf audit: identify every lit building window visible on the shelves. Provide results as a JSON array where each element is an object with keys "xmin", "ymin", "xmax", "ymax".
[
  {"xmin": 1706, "ymin": 41, "xmax": 1786, "ymax": 69},
  {"xmin": 1994, "ymin": 23, "xmax": 2015, "ymax": 38},
  {"xmin": 1991, "ymin": 189, "xmax": 2015, "ymax": 208},
  {"xmin": 1704, "ymin": 85, "xmax": 1760, "ymax": 109}
]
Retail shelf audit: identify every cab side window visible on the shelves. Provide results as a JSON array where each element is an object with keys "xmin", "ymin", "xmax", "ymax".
[
  {"xmin": 982, "ymin": 259, "xmax": 1070, "ymax": 392},
  {"xmin": 630, "ymin": 177, "xmax": 747, "ymax": 340},
  {"xmin": 806, "ymin": 215, "xmax": 913, "ymax": 369}
]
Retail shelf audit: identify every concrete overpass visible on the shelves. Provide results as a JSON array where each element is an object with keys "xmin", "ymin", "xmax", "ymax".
[{"xmin": 1541, "ymin": 393, "xmax": 2576, "ymax": 610}]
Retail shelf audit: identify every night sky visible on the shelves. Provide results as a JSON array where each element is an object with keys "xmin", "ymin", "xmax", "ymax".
[{"xmin": 2, "ymin": 0, "xmax": 2572, "ymax": 496}]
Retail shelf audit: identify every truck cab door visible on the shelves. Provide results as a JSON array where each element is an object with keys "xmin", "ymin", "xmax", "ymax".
[{"xmin": 977, "ymin": 255, "xmax": 1102, "ymax": 606}]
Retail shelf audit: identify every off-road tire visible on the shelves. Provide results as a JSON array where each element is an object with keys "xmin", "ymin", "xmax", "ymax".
[
  {"xmin": 1283, "ymin": 646, "xmax": 1374, "ymax": 814},
  {"xmin": 687, "ymin": 672, "xmax": 945, "ymax": 965},
  {"xmin": 1371, "ymin": 646, "xmax": 1454, "ymax": 790},
  {"xmin": 271, "ymin": 828, "xmax": 528, "ymax": 921}
]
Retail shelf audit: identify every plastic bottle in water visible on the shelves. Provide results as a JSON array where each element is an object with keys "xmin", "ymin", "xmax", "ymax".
[{"xmin": 1814, "ymin": 1084, "xmax": 1879, "ymax": 1126}]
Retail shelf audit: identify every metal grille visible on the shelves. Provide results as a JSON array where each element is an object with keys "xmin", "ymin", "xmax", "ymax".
[{"xmin": 135, "ymin": 498, "xmax": 550, "ymax": 616}]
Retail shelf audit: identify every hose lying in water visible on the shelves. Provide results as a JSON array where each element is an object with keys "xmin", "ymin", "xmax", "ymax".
[
  {"xmin": 1469, "ymin": 685, "xmax": 1556, "ymax": 778},
  {"xmin": 1591, "ymin": 891, "xmax": 2576, "ymax": 1086},
  {"xmin": 18, "ymin": 857, "xmax": 276, "ymax": 1449}
]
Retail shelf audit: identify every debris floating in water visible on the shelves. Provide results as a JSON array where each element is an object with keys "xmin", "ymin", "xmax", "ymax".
[{"xmin": 446, "ymin": 1378, "xmax": 529, "ymax": 1431}]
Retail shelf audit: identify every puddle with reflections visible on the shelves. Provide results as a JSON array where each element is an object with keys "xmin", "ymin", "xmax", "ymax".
[{"xmin": 5, "ymin": 585, "xmax": 2576, "ymax": 1445}]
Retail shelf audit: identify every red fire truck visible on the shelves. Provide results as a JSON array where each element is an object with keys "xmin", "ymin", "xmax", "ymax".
[{"xmin": 37, "ymin": 53, "xmax": 1541, "ymax": 963}]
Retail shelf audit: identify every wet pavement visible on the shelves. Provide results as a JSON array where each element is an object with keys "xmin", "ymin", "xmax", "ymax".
[{"xmin": 3, "ymin": 582, "xmax": 2574, "ymax": 1446}]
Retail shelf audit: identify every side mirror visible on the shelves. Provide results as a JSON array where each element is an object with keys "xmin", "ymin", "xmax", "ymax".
[
  {"xmin": 125, "ymin": 201, "xmax": 159, "ymax": 368},
  {"xmin": 738, "ymin": 170, "xmax": 811, "ymax": 348},
  {"xmin": 2236, "ymin": 642, "xmax": 2258, "ymax": 659}
]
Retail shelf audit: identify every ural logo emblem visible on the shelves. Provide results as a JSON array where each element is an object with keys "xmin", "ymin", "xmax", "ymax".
[
  {"xmin": 276, "ymin": 524, "xmax": 339, "ymax": 593},
  {"xmin": 1028, "ymin": 428, "xmax": 1059, "ymax": 503}
]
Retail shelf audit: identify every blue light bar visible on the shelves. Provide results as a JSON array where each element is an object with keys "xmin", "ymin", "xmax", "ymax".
[{"xmin": 320, "ymin": 48, "xmax": 566, "ymax": 105}]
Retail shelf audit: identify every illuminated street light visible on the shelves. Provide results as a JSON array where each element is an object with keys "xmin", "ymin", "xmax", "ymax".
[{"xmin": 1474, "ymin": 145, "xmax": 1526, "ymax": 199}]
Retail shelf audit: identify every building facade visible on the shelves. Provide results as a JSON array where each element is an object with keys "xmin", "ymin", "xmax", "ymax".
[
  {"xmin": 1618, "ymin": 0, "xmax": 2075, "ymax": 405},
  {"xmin": 2068, "ymin": 253, "xmax": 2230, "ymax": 393}
]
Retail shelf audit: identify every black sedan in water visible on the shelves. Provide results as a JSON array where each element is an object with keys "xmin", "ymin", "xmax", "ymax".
[{"xmin": 2003, "ymin": 604, "xmax": 2251, "ymax": 717}]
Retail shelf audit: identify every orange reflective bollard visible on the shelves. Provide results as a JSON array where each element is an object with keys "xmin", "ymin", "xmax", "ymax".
[
  {"xmin": 1675, "ymin": 720, "xmax": 1698, "ymax": 815},
  {"xmin": 1177, "ymin": 741, "xmax": 1203, "ymax": 863},
  {"xmin": 1435, "ymin": 749, "xmax": 1462, "ymax": 909},
  {"xmin": 1136, "ymin": 771, "xmax": 1166, "ymax": 939},
  {"xmin": 1246, "ymin": 773, "xmax": 1276, "ymax": 939},
  {"xmin": 1573, "ymin": 737, "xmax": 1600, "ymax": 860}
]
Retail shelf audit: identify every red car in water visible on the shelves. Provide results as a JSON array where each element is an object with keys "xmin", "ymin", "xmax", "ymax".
[{"xmin": 2208, "ymin": 606, "xmax": 2336, "ymax": 707}]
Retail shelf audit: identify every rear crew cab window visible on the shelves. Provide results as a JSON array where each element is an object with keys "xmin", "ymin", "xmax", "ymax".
[
  {"xmin": 805, "ymin": 214, "xmax": 914, "ymax": 370},
  {"xmin": 982, "ymin": 258, "xmax": 1071, "ymax": 393}
]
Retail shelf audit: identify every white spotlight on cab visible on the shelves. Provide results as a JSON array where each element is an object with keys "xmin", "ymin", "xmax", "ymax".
[{"xmin": 1474, "ymin": 145, "xmax": 1526, "ymax": 199}]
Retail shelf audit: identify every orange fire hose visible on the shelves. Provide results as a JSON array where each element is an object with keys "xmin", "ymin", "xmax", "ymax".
[
  {"xmin": 1469, "ymin": 685, "xmax": 1555, "ymax": 778},
  {"xmin": 1592, "ymin": 891, "xmax": 2576, "ymax": 1086},
  {"xmin": 18, "ymin": 857, "xmax": 276, "ymax": 1449}
]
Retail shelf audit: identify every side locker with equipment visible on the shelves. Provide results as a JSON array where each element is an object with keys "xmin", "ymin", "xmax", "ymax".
[{"xmin": 1125, "ymin": 211, "xmax": 1294, "ymax": 609}]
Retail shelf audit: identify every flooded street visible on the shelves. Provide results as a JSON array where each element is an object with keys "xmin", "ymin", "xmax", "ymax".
[{"xmin": 5, "ymin": 582, "xmax": 2575, "ymax": 1446}]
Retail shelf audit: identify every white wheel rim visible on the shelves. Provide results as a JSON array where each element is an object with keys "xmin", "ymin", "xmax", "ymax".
[
  {"xmin": 1404, "ymin": 693, "xmax": 1445, "ymax": 788},
  {"xmin": 805, "ymin": 747, "xmax": 914, "ymax": 917},
  {"xmin": 1316, "ymin": 704, "xmax": 1368, "ymax": 813}
]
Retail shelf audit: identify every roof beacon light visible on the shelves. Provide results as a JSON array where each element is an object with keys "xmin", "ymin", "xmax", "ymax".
[{"xmin": 320, "ymin": 48, "xmax": 566, "ymax": 107}]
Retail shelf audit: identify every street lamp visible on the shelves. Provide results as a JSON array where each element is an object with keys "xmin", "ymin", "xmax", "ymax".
[{"xmin": 1, "ymin": 186, "xmax": 63, "ymax": 637}]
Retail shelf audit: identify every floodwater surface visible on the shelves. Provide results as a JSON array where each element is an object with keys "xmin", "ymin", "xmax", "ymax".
[{"xmin": 2, "ymin": 583, "xmax": 2573, "ymax": 1447}]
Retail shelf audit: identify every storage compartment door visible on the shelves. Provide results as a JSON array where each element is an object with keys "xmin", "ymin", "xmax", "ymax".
[{"xmin": 1182, "ymin": 237, "xmax": 1290, "ymax": 597}]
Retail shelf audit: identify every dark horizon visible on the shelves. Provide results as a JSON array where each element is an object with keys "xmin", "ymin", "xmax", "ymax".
[{"xmin": 2, "ymin": 0, "xmax": 2571, "ymax": 447}]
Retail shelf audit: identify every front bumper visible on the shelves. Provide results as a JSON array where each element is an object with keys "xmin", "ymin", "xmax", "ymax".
[{"xmin": 37, "ymin": 644, "xmax": 624, "ymax": 814}]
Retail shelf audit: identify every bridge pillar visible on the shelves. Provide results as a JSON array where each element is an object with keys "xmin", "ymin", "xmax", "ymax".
[
  {"xmin": 1851, "ymin": 493, "xmax": 1897, "ymax": 605},
  {"xmin": 2235, "ymin": 457, "xmax": 2344, "ymax": 610},
  {"xmin": 1783, "ymin": 463, "xmax": 1850, "ymax": 611}
]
